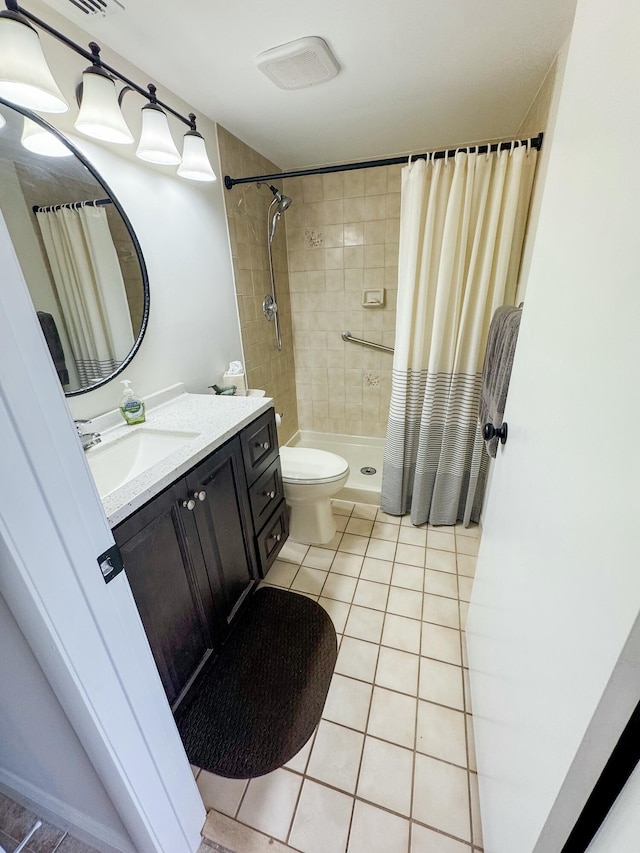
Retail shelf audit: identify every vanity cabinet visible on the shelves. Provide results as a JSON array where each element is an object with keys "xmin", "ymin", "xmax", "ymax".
[{"xmin": 113, "ymin": 408, "xmax": 287, "ymax": 711}]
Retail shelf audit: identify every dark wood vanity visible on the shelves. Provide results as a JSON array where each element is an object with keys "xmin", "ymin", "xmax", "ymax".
[{"xmin": 112, "ymin": 408, "xmax": 287, "ymax": 711}]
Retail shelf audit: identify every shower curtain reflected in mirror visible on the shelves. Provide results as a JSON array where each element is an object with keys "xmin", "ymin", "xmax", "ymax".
[
  {"xmin": 35, "ymin": 204, "xmax": 134, "ymax": 388},
  {"xmin": 381, "ymin": 144, "xmax": 537, "ymax": 526}
]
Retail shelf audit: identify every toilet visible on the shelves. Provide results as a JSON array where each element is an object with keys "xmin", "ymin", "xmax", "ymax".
[{"xmin": 279, "ymin": 446, "xmax": 349, "ymax": 545}]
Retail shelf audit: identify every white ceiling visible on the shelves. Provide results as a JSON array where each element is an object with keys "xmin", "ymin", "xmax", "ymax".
[{"xmin": 43, "ymin": 0, "xmax": 576, "ymax": 170}]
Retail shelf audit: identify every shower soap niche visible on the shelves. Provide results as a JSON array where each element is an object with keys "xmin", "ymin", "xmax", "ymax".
[{"xmin": 362, "ymin": 288, "xmax": 385, "ymax": 307}]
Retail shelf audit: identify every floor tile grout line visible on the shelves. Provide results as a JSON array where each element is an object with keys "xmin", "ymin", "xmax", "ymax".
[
  {"xmin": 456, "ymin": 545, "xmax": 476, "ymax": 848},
  {"xmin": 408, "ymin": 598, "xmax": 425, "ymax": 851},
  {"xmin": 284, "ymin": 728, "xmax": 318, "ymax": 849},
  {"xmin": 344, "ymin": 555, "xmax": 378, "ymax": 853}
]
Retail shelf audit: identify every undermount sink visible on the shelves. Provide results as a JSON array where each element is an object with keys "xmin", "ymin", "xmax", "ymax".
[{"xmin": 86, "ymin": 428, "xmax": 200, "ymax": 499}]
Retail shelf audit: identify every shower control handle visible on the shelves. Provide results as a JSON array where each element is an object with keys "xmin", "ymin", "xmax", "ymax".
[{"xmin": 483, "ymin": 422, "xmax": 508, "ymax": 444}]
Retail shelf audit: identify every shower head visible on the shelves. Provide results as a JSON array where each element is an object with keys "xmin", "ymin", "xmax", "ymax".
[{"xmin": 268, "ymin": 184, "xmax": 293, "ymax": 212}]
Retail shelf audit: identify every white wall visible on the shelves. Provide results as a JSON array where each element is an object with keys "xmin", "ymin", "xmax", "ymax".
[
  {"xmin": 19, "ymin": 0, "xmax": 244, "ymax": 421},
  {"xmin": 0, "ymin": 593, "xmax": 133, "ymax": 853}
]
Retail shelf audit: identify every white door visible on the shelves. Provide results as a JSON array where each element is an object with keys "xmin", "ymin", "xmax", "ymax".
[
  {"xmin": 466, "ymin": 1, "xmax": 640, "ymax": 851},
  {"xmin": 0, "ymin": 211, "xmax": 205, "ymax": 851}
]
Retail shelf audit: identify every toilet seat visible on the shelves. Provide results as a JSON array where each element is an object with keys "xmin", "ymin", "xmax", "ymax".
[{"xmin": 280, "ymin": 446, "xmax": 349, "ymax": 485}]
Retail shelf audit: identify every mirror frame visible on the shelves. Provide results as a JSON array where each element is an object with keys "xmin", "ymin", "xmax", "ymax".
[{"xmin": 0, "ymin": 97, "xmax": 150, "ymax": 397}]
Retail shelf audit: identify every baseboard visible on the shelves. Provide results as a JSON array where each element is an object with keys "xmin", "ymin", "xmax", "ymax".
[{"xmin": 0, "ymin": 768, "xmax": 135, "ymax": 853}]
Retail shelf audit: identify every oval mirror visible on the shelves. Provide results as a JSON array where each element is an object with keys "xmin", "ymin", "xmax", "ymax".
[{"xmin": 0, "ymin": 98, "xmax": 149, "ymax": 396}]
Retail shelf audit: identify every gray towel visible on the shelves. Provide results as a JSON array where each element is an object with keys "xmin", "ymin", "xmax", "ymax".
[
  {"xmin": 479, "ymin": 305, "xmax": 522, "ymax": 458},
  {"xmin": 37, "ymin": 311, "xmax": 69, "ymax": 386}
]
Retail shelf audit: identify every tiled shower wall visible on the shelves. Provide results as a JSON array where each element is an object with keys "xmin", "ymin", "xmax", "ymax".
[
  {"xmin": 283, "ymin": 166, "xmax": 401, "ymax": 438},
  {"xmin": 216, "ymin": 126, "xmax": 298, "ymax": 443}
]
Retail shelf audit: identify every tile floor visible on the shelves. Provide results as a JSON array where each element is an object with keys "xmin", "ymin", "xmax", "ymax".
[
  {"xmin": 0, "ymin": 792, "xmax": 101, "ymax": 853},
  {"xmin": 196, "ymin": 500, "xmax": 483, "ymax": 853}
]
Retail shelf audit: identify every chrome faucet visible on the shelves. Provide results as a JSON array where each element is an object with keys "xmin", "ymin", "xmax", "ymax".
[{"xmin": 74, "ymin": 419, "xmax": 101, "ymax": 451}]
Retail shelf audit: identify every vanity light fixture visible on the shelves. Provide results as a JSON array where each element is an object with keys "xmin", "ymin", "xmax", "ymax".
[
  {"xmin": 75, "ymin": 43, "xmax": 134, "ymax": 144},
  {"xmin": 135, "ymin": 84, "xmax": 181, "ymax": 165},
  {"xmin": 0, "ymin": 0, "xmax": 217, "ymax": 181},
  {"xmin": 0, "ymin": 3, "xmax": 68, "ymax": 113},
  {"xmin": 177, "ymin": 118, "xmax": 217, "ymax": 182},
  {"xmin": 21, "ymin": 115, "xmax": 73, "ymax": 156}
]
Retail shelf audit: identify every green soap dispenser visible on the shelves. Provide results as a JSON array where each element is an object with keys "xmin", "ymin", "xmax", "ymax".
[{"xmin": 119, "ymin": 380, "xmax": 146, "ymax": 425}]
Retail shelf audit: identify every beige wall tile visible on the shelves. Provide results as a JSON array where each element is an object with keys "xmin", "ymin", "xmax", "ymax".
[
  {"xmin": 216, "ymin": 125, "xmax": 299, "ymax": 443},
  {"xmin": 284, "ymin": 162, "xmax": 399, "ymax": 438}
]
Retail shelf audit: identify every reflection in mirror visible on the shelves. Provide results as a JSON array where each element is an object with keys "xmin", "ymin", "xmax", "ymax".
[{"xmin": 0, "ymin": 99, "xmax": 149, "ymax": 395}]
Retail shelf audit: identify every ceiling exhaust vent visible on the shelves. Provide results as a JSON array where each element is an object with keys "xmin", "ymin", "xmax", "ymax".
[
  {"xmin": 256, "ymin": 37, "xmax": 340, "ymax": 90},
  {"xmin": 41, "ymin": 0, "xmax": 125, "ymax": 18}
]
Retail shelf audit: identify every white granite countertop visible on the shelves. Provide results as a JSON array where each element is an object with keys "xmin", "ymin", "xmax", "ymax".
[{"xmin": 87, "ymin": 386, "xmax": 273, "ymax": 527}]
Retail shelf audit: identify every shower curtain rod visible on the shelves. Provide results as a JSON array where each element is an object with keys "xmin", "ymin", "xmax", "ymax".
[
  {"xmin": 224, "ymin": 132, "xmax": 543, "ymax": 190},
  {"xmin": 32, "ymin": 198, "xmax": 113, "ymax": 213}
]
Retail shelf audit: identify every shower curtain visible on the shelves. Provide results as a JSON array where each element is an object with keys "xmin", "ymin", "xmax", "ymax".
[
  {"xmin": 36, "ymin": 205, "xmax": 134, "ymax": 387},
  {"xmin": 381, "ymin": 144, "xmax": 537, "ymax": 526}
]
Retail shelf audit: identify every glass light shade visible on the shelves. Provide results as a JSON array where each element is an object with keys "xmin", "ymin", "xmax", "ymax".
[
  {"xmin": 177, "ymin": 130, "xmax": 217, "ymax": 182},
  {"xmin": 0, "ymin": 112, "xmax": 6, "ymax": 130},
  {"xmin": 21, "ymin": 116, "xmax": 72, "ymax": 157},
  {"xmin": 74, "ymin": 67, "xmax": 134, "ymax": 144},
  {"xmin": 136, "ymin": 103, "xmax": 181, "ymax": 165},
  {"xmin": 0, "ymin": 13, "xmax": 68, "ymax": 113}
]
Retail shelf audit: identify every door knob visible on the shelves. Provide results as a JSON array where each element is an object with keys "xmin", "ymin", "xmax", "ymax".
[
  {"xmin": 182, "ymin": 498, "xmax": 196, "ymax": 511},
  {"xmin": 483, "ymin": 422, "xmax": 508, "ymax": 444}
]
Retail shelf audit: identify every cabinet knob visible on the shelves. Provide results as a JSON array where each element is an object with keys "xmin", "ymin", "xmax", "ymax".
[
  {"xmin": 256, "ymin": 441, "xmax": 270, "ymax": 450},
  {"xmin": 263, "ymin": 490, "xmax": 276, "ymax": 500},
  {"xmin": 194, "ymin": 490, "xmax": 207, "ymax": 501},
  {"xmin": 270, "ymin": 533, "xmax": 282, "ymax": 542},
  {"xmin": 182, "ymin": 499, "xmax": 196, "ymax": 511}
]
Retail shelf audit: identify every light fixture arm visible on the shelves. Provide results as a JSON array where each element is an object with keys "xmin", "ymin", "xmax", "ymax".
[{"xmin": 3, "ymin": 0, "xmax": 198, "ymax": 130}]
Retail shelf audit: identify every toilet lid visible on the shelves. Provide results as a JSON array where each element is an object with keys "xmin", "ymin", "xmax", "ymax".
[{"xmin": 280, "ymin": 446, "xmax": 349, "ymax": 485}]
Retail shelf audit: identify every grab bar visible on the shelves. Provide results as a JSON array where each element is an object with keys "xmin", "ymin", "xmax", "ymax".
[{"xmin": 342, "ymin": 331, "xmax": 394, "ymax": 354}]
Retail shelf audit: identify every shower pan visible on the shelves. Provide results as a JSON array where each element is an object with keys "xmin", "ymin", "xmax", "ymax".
[{"xmin": 260, "ymin": 182, "xmax": 292, "ymax": 351}]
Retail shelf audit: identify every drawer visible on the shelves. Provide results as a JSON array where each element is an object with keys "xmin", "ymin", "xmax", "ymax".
[
  {"xmin": 249, "ymin": 457, "xmax": 284, "ymax": 533},
  {"xmin": 256, "ymin": 500, "xmax": 288, "ymax": 575},
  {"xmin": 240, "ymin": 409, "xmax": 278, "ymax": 484}
]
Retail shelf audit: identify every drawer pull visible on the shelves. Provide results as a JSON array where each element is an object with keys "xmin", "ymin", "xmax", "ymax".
[
  {"xmin": 256, "ymin": 441, "xmax": 270, "ymax": 450},
  {"xmin": 262, "ymin": 490, "xmax": 276, "ymax": 500},
  {"xmin": 182, "ymin": 499, "xmax": 196, "ymax": 511},
  {"xmin": 270, "ymin": 533, "xmax": 282, "ymax": 543},
  {"xmin": 194, "ymin": 490, "xmax": 207, "ymax": 502}
]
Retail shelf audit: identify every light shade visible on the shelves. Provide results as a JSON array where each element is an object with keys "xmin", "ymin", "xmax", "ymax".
[
  {"xmin": 0, "ymin": 111, "xmax": 6, "ymax": 130},
  {"xmin": 136, "ymin": 103, "xmax": 181, "ymax": 165},
  {"xmin": 0, "ymin": 12, "xmax": 68, "ymax": 113},
  {"xmin": 21, "ymin": 116, "xmax": 72, "ymax": 157},
  {"xmin": 74, "ymin": 66, "xmax": 134, "ymax": 144},
  {"xmin": 177, "ymin": 130, "xmax": 217, "ymax": 182}
]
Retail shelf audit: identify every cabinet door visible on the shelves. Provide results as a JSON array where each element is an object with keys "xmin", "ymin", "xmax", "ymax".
[
  {"xmin": 187, "ymin": 436, "xmax": 258, "ymax": 627},
  {"xmin": 113, "ymin": 483, "xmax": 219, "ymax": 709}
]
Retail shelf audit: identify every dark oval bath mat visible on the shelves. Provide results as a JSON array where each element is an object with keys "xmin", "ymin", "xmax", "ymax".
[{"xmin": 176, "ymin": 586, "xmax": 337, "ymax": 779}]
